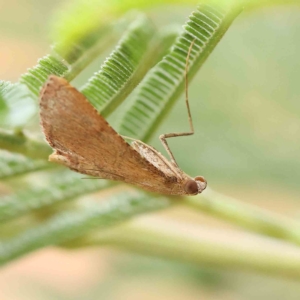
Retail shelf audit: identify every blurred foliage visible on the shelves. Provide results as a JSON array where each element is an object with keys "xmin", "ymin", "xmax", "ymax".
[
  {"xmin": 0, "ymin": 0, "xmax": 246, "ymax": 266},
  {"xmin": 0, "ymin": 1, "xmax": 300, "ymax": 299}
]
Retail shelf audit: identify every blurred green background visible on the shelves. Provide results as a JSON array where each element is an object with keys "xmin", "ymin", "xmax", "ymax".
[{"xmin": 1, "ymin": 0, "xmax": 300, "ymax": 299}]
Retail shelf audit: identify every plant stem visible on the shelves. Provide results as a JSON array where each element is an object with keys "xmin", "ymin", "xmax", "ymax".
[
  {"xmin": 0, "ymin": 128, "xmax": 51, "ymax": 159},
  {"xmin": 183, "ymin": 188, "xmax": 300, "ymax": 246},
  {"xmin": 73, "ymin": 216, "xmax": 300, "ymax": 279}
]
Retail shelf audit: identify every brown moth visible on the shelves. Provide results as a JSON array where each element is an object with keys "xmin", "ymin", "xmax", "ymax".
[{"xmin": 39, "ymin": 43, "xmax": 207, "ymax": 196}]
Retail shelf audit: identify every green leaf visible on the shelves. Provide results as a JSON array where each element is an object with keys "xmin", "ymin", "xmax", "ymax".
[
  {"xmin": 20, "ymin": 22, "xmax": 118, "ymax": 99},
  {"xmin": 80, "ymin": 14, "xmax": 179, "ymax": 117},
  {"xmin": 0, "ymin": 82, "xmax": 36, "ymax": 128},
  {"xmin": 117, "ymin": 2, "xmax": 243, "ymax": 141},
  {"xmin": 0, "ymin": 151, "xmax": 48, "ymax": 179},
  {"xmin": 0, "ymin": 189, "xmax": 171, "ymax": 265},
  {"xmin": 81, "ymin": 14, "xmax": 158, "ymax": 115},
  {"xmin": 20, "ymin": 55, "xmax": 69, "ymax": 97},
  {"xmin": 0, "ymin": 171, "xmax": 111, "ymax": 223}
]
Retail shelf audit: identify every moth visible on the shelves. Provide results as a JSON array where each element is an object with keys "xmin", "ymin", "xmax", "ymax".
[{"xmin": 39, "ymin": 42, "xmax": 207, "ymax": 196}]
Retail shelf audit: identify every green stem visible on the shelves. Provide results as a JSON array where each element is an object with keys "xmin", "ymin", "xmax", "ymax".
[
  {"xmin": 71, "ymin": 216, "xmax": 300, "ymax": 279},
  {"xmin": 2, "ymin": 185, "xmax": 300, "ymax": 273},
  {"xmin": 183, "ymin": 188, "xmax": 300, "ymax": 246},
  {"xmin": 0, "ymin": 128, "xmax": 51, "ymax": 159}
]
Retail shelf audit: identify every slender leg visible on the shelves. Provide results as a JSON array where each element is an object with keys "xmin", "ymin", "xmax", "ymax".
[{"xmin": 160, "ymin": 39, "xmax": 196, "ymax": 167}]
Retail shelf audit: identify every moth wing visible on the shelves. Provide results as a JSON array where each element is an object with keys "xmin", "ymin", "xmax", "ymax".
[
  {"xmin": 40, "ymin": 76, "xmax": 179, "ymax": 193},
  {"xmin": 131, "ymin": 141, "xmax": 176, "ymax": 178}
]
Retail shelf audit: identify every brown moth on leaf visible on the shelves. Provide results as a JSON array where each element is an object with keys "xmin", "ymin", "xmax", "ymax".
[{"xmin": 39, "ymin": 42, "xmax": 207, "ymax": 196}]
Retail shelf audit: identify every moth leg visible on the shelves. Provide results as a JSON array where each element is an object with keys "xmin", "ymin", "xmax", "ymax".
[
  {"xmin": 159, "ymin": 130, "xmax": 193, "ymax": 168},
  {"xmin": 159, "ymin": 39, "xmax": 196, "ymax": 168}
]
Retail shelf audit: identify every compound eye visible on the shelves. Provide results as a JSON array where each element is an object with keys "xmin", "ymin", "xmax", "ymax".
[
  {"xmin": 195, "ymin": 176, "xmax": 206, "ymax": 183},
  {"xmin": 184, "ymin": 179, "xmax": 198, "ymax": 195},
  {"xmin": 194, "ymin": 176, "xmax": 207, "ymax": 192}
]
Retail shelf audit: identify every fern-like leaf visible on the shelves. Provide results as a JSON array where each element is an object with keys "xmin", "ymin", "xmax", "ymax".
[
  {"xmin": 20, "ymin": 55, "xmax": 69, "ymax": 97},
  {"xmin": 0, "ymin": 171, "xmax": 111, "ymax": 223},
  {"xmin": 117, "ymin": 2, "xmax": 243, "ymax": 141},
  {"xmin": 81, "ymin": 14, "xmax": 157, "ymax": 115},
  {"xmin": 0, "ymin": 189, "xmax": 170, "ymax": 265}
]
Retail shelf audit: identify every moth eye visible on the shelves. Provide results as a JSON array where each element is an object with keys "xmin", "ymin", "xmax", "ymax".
[
  {"xmin": 194, "ymin": 176, "xmax": 207, "ymax": 192},
  {"xmin": 195, "ymin": 176, "xmax": 206, "ymax": 183},
  {"xmin": 184, "ymin": 179, "xmax": 198, "ymax": 195}
]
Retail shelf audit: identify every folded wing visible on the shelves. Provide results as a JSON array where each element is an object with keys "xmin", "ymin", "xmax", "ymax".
[{"xmin": 40, "ymin": 76, "xmax": 180, "ymax": 194}]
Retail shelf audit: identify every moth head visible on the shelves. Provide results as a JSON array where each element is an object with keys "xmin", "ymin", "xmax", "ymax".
[{"xmin": 184, "ymin": 176, "xmax": 207, "ymax": 195}]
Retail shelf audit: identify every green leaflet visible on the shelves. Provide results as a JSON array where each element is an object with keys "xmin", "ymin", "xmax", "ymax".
[
  {"xmin": 81, "ymin": 14, "xmax": 157, "ymax": 115},
  {"xmin": 0, "ymin": 171, "xmax": 111, "ymax": 223},
  {"xmin": 0, "ymin": 82, "xmax": 36, "ymax": 128},
  {"xmin": 20, "ymin": 55, "xmax": 69, "ymax": 97},
  {"xmin": 80, "ymin": 14, "xmax": 178, "ymax": 117},
  {"xmin": 0, "ymin": 151, "xmax": 48, "ymax": 179},
  {"xmin": 117, "ymin": 2, "xmax": 243, "ymax": 141},
  {"xmin": 0, "ymin": 189, "xmax": 171, "ymax": 265},
  {"xmin": 20, "ymin": 24, "xmax": 116, "ymax": 99}
]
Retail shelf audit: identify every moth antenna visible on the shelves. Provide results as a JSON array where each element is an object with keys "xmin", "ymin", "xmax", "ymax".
[{"xmin": 185, "ymin": 38, "xmax": 196, "ymax": 133}]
